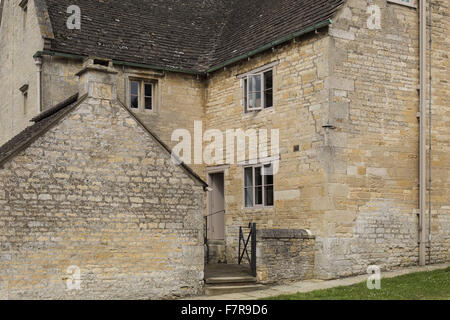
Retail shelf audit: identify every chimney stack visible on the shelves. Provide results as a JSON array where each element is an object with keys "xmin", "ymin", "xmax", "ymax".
[{"xmin": 75, "ymin": 58, "xmax": 118, "ymax": 100}]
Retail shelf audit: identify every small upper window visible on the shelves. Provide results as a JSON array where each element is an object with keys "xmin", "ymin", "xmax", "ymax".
[
  {"xmin": 243, "ymin": 70, "xmax": 273, "ymax": 112},
  {"xmin": 129, "ymin": 79, "xmax": 154, "ymax": 111}
]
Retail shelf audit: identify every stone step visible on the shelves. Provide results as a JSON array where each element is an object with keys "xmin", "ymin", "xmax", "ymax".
[
  {"xmin": 205, "ymin": 276, "xmax": 257, "ymax": 285},
  {"xmin": 205, "ymin": 284, "xmax": 265, "ymax": 296}
]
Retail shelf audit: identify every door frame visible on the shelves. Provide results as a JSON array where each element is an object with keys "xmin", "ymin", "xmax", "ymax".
[{"xmin": 206, "ymin": 166, "xmax": 228, "ymax": 242}]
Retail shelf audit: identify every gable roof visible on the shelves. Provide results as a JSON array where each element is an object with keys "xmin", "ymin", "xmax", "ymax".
[
  {"xmin": 0, "ymin": 93, "xmax": 207, "ymax": 188},
  {"xmin": 39, "ymin": 0, "xmax": 344, "ymax": 74}
]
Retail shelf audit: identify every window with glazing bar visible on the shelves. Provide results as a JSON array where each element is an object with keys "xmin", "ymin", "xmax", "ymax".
[
  {"xmin": 242, "ymin": 69, "xmax": 273, "ymax": 112},
  {"xmin": 244, "ymin": 164, "xmax": 274, "ymax": 208},
  {"xmin": 130, "ymin": 80, "xmax": 154, "ymax": 111}
]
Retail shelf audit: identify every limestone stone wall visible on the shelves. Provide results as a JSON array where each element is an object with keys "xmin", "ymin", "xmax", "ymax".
[
  {"xmin": 1, "ymin": 0, "xmax": 447, "ymax": 289},
  {"xmin": 41, "ymin": 56, "xmax": 83, "ymax": 111},
  {"xmin": 0, "ymin": 84, "xmax": 205, "ymax": 299},
  {"xmin": 0, "ymin": 0, "xmax": 44, "ymax": 145},
  {"xmin": 39, "ymin": 60, "xmax": 206, "ymax": 176},
  {"xmin": 204, "ymin": 0, "xmax": 449, "ymax": 280},
  {"xmin": 427, "ymin": 0, "xmax": 450, "ymax": 264},
  {"xmin": 204, "ymin": 34, "xmax": 332, "ymax": 265},
  {"xmin": 256, "ymin": 229, "xmax": 315, "ymax": 284},
  {"xmin": 115, "ymin": 67, "xmax": 206, "ymax": 176},
  {"xmin": 313, "ymin": 0, "xmax": 450, "ymax": 278}
]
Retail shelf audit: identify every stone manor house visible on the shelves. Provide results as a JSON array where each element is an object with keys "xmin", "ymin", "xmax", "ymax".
[{"xmin": 0, "ymin": 0, "xmax": 448, "ymax": 299}]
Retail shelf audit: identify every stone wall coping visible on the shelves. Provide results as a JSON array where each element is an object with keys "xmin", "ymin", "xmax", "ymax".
[{"xmin": 257, "ymin": 229, "xmax": 315, "ymax": 240}]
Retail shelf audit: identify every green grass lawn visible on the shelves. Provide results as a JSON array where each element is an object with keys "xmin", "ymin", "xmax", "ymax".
[{"xmin": 265, "ymin": 267, "xmax": 450, "ymax": 300}]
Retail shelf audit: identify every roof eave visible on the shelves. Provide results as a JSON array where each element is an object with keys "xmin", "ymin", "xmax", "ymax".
[
  {"xmin": 33, "ymin": 50, "xmax": 204, "ymax": 75},
  {"xmin": 206, "ymin": 19, "xmax": 333, "ymax": 74},
  {"xmin": 33, "ymin": 19, "xmax": 334, "ymax": 76},
  {"xmin": 112, "ymin": 59, "xmax": 202, "ymax": 76}
]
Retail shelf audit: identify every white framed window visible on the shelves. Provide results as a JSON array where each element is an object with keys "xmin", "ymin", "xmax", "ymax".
[
  {"xmin": 129, "ymin": 79, "xmax": 154, "ymax": 111},
  {"xmin": 243, "ymin": 70, "xmax": 273, "ymax": 112},
  {"xmin": 238, "ymin": 62, "xmax": 278, "ymax": 113},
  {"xmin": 387, "ymin": 0, "xmax": 416, "ymax": 8},
  {"xmin": 244, "ymin": 164, "xmax": 274, "ymax": 208}
]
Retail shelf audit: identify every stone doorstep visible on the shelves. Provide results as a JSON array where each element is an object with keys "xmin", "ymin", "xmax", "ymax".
[
  {"xmin": 204, "ymin": 264, "xmax": 263, "ymax": 296},
  {"xmin": 205, "ymin": 284, "xmax": 265, "ymax": 296},
  {"xmin": 205, "ymin": 276, "xmax": 257, "ymax": 285}
]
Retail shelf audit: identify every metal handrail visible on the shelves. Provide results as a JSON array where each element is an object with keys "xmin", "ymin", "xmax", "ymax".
[
  {"xmin": 206, "ymin": 209, "xmax": 226, "ymax": 218},
  {"xmin": 204, "ymin": 210, "xmax": 225, "ymax": 243}
]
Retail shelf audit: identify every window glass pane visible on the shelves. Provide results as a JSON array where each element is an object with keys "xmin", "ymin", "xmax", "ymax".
[
  {"xmin": 145, "ymin": 97, "xmax": 152, "ymax": 110},
  {"xmin": 264, "ymin": 186, "xmax": 274, "ymax": 206},
  {"xmin": 244, "ymin": 79, "xmax": 248, "ymax": 111},
  {"xmin": 245, "ymin": 188, "xmax": 253, "ymax": 208},
  {"xmin": 265, "ymin": 89, "xmax": 273, "ymax": 109},
  {"xmin": 245, "ymin": 167, "xmax": 253, "ymax": 187},
  {"xmin": 264, "ymin": 70, "xmax": 273, "ymax": 90},
  {"xmin": 144, "ymin": 83, "xmax": 153, "ymax": 97},
  {"xmin": 130, "ymin": 81, "xmax": 139, "ymax": 95},
  {"xmin": 264, "ymin": 172, "xmax": 273, "ymax": 186},
  {"xmin": 264, "ymin": 71, "xmax": 273, "ymax": 108},
  {"xmin": 255, "ymin": 167, "xmax": 263, "ymax": 205},
  {"xmin": 144, "ymin": 83, "xmax": 153, "ymax": 110},
  {"xmin": 255, "ymin": 186, "xmax": 263, "ymax": 205},
  {"xmin": 255, "ymin": 167, "xmax": 262, "ymax": 187},
  {"xmin": 263, "ymin": 164, "xmax": 274, "ymax": 182},
  {"xmin": 248, "ymin": 92, "xmax": 262, "ymax": 109},
  {"xmin": 244, "ymin": 167, "xmax": 254, "ymax": 207},
  {"xmin": 131, "ymin": 95, "xmax": 139, "ymax": 109},
  {"xmin": 130, "ymin": 80, "xmax": 139, "ymax": 109},
  {"xmin": 248, "ymin": 74, "xmax": 261, "ymax": 93}
]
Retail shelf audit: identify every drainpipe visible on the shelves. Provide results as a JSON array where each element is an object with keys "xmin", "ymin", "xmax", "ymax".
[
  {"xmin": 419, "ymin": 0, "xmax": 427, "ymax": 266},
  {"xmin": 428, "ymin": 0, "xmax": 433, "ymax": 264},
  {"xmin": 34, "ymin": 57, "xmax": 43, "ymax": 113}
]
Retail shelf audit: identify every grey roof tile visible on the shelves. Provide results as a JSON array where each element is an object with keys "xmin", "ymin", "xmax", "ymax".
[{"xmin": 42, "ymin": 0, "xmax": 344, "ymax": 73}]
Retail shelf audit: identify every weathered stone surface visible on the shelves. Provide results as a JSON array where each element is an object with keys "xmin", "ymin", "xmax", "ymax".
[
  {"xmin": 0, "ymin": 0, "xmax": 448, "ymax": 292},
  {"xmin": 315, "ymin": 0, "xmax": 450, "ymax": 278},
  {"xmin": 204, "ymin": 0, "xmax": 449, "ymax": 280},
  {"xmin": 0, "ymin": 69, "xmax": 205, "ymax": 299},
  {"xmin": 0, "ymin": 0, "xmax": 45, "ymax": 145},
  {"xmin": 256, "ymin": 230, "xmax": 315, "ymax": 284}
]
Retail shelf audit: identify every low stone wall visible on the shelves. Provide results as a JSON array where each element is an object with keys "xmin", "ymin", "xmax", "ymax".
[{"xmin": 256, "ymin": 229, "xmax": 315, "ymax": 284}]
